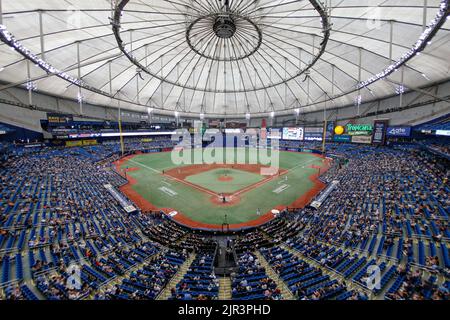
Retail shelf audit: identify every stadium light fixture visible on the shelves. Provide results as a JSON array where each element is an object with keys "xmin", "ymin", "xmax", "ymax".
[
  {"xmin": 421, "ymin": 73, "xmax": 431, "ymax": 81},
  {"xmin": 26, "ymin": 80, "xmax": 37, "ymax": 91},
  {"xmin": 357, "ymin": 0, "xmax": 449, "ymax": 90},
  {"xmin": 0, "ymin": 24, "xmax": 83, "ymax": 87},
  {"xmin": 395, "ymin": 85, "xmax": 405, "ymax": 95},
  {"xmin": 245, "ymin": 113, "xmax": 251, "ymax": 120}
]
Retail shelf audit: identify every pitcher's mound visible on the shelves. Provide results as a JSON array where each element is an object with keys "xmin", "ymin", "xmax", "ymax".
[{"xmin": 218, "ymin": 175, "xmax": 233, "ymax": 182}]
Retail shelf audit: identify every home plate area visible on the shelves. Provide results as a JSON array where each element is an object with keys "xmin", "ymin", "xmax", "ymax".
[
  {"xmin": 163, "ymin": 164, "xmax": 286, "ymax": 195},
  {"xmin": 162, "ymin": 164, "xmax": 287, "ymax": 207}
]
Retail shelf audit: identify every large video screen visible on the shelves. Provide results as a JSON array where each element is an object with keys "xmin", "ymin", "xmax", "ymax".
[{"xmin": 282, "ymin": 127, "xmax": 304, "ymax": 140}]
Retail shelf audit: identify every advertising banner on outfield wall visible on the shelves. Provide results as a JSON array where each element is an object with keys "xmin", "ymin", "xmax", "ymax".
[
  {"xmin": 304, "ymin": 127, "xmax": 324, "ymax": 141},
  {"xmin": 386, "ymin": 127, "xmax": 411, "ymax": 138},
  {"xmin": 386, "ymin": 127, "xmax": 412, "ymax": 137},
  {"xmin": 65, "ymin": 140, "xmax": 83, "ymax": 147},
  {"xmin": 333, "ymin": 135, "xmax": 351, "ymax": 143},
  {"xmin": 346, "ymin": 124, "xmax": 373, "ymax": 136},
  {"xmin": 304, "ymin": 127, "xmax": 323, "ymax": 133},
  {"xmin": 285, "ymin": 148, "xmax": 302, "ymax": 152},
  {"xmin": 304, "ymin": 133, "xmax": 323, "ymax": 141},
  {"xmin": 82, "ymin": 140, "xmax": 97, "ymax": 146},
  {"xmin": 352, "ymin": 135, "xmax": 373, "ymax": 144},
  {"xmin": 146, "ymin": 148, "xmax": 162, "ymax": 153}
]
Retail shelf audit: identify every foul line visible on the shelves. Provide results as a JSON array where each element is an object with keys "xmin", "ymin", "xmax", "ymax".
[
  {"xmin": 127, "ymin": 157, "xmax": 325, "ymax": 200},
  {"xmin": 128, "ymin": 159, "xmax": 217, "ymax": 197},
  {"xmin": 285, "ymin": 157, "xmax": 320, "ymax": 173},
  {"xmin": 231, "ymin": 157, "xmax": 321, "ymax": 198},
  {"xmin": 128, "ymin": 159, "xmax": 161, "ymax": 174}
]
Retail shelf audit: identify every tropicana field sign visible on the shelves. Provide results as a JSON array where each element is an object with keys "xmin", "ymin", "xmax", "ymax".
[{"xmin": 346, "ymin": 124, "xmax": 373, "ymax": 135}]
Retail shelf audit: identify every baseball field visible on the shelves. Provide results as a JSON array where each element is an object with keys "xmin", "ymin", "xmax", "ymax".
[{"xmin": 116, "ymin": 148, "xmax": 329, "ymax": 230}]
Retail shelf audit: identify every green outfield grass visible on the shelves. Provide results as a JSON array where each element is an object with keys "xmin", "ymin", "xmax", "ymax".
[
  {"xmin": 120, "ymin": 148, "xmax": 324, "ymax": 225},
  {"xmin": 185, "ymin": 168, "xmax": 265, "ymax": 194}
]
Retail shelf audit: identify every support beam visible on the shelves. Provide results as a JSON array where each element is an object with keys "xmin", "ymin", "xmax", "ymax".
[
  {"xmin": 389, "ymin": 20, "xmax": 394, "ymax": 62},
  {"xmin": 108, "ymin": 61, "xmax": 113, "ymax": 96},
  {"xmin": 0, "ymin": 53, "xmax": 121, "ymax": 92},
  {"xmin": 423, "ymin": 0, "xmax": 428, "ymax": 31},
  {"xmin": 307, "ymin": 76, "xmax": 311, "ymax": 105},
  {"xmin": 116, "ymin": 91, "xmax": 125, "ymax": 157},
  {"xmin": 385, "ymin": 79, "xmax": 450, "ymax": 105},
  {"xmin": 39, "ymin": 10, "xmax": 45, "ymax": 60},
  {"xmin": 0, "ymin": 0, "xmax": 3, "ymax": 25},
  {"xmin": 331, "ymin": 65, "xmax": 335, "ymax": 98},
  {"xmin": 399, "ymin": 67, "xmax": 404, "ymax": 109},
  {"xmin": 322, "ymin": 97, "xmax": 327, "ymax": 155},
  {"xmin": 357, "ymin": 47, "xmax": 362, "ymax": 116},
  {"xmin": 136, "ymin": 73, "xmax": 140, "ymax": 104},
  {"xmin": 26, "ymin": 61, "xmax": 32, "ymax": 105},
  {"xmin": 77, "ymin": 41, "xmax": 83, "ymax": 114}
]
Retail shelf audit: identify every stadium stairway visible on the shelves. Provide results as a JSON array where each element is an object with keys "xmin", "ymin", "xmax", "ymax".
[
  {"xmin": 218, "ymin": 277, "xmax": 232, "ymax": 300},
  {"xmin": 281, "ymin": 244, "xmax": 376, "ymax": 300},
  {"xmin": 253, "ymin": 251, "xmax": 295, "ymax": 300},
  {"xmin": 23, "ymin": 279, "xmax": 46, "ymax": 300},
  {"xmin": 311, "ymin": 234, "xmax": 448, "ymax": 294},
  {"xmin": 84, "ymin": 248, "xmax": 161, "ymax": 299},
  {"xmin": 286, "ymin": 237, "xmax": 427, "ymax": 299},
  {"xmin": 157, "ymin": 253, "xmax": 196, "ymax": 300}
]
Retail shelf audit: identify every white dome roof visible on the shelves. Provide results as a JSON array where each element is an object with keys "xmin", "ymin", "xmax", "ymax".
[{"xmin": 0, "ymin": 0, "xmax": 449, "ymax": 117}]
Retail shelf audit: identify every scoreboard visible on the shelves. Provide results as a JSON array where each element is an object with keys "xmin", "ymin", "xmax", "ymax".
[{"xmin": 282, "ymin": 127, "xmax": 304, "ymax": 140}]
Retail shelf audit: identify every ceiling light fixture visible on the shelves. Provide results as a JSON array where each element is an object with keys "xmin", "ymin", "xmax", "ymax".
[{"xmin": 358, "ymin": 0, "xmax": 449, "ymax": 90}]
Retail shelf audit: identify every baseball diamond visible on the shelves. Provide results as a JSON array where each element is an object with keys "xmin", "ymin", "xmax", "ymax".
[{"xmin": 115, "ymin": 148, "xmax": 329, "ymax": 230}]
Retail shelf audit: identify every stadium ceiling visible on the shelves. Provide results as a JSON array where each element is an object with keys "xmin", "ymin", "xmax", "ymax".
[{"xmin": 0, "ymin": 0, "xmax": 449, "ymax": 118}]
